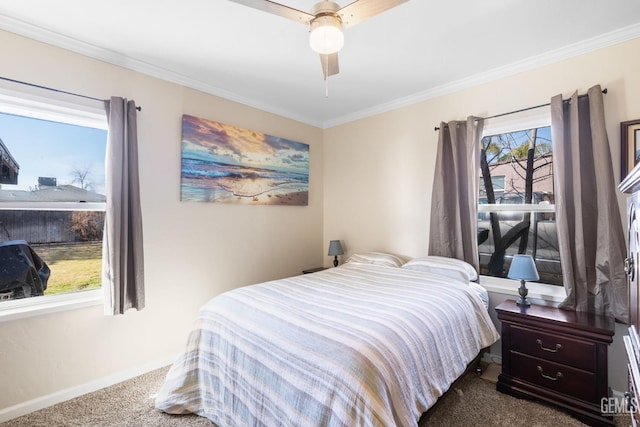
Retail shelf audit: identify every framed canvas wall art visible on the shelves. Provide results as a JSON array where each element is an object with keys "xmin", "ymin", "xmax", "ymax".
[{"xmin": 180, "ymin": 115, "xmax": 309, "ymax": 205}]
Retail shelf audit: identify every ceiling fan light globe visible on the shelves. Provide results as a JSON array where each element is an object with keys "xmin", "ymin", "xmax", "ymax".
[{"xmin": 309, "ymin": 16, "xmax": 344, "ymax": 54}]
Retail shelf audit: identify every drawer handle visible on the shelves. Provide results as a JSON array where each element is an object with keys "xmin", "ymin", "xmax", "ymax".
[
  {"xmin": 536, "ymin": 339, "xmax": 562, "ymax": 353},
  {"xmin": 537, "ymin": 365, "xmax": 563, "ymax": 381}
]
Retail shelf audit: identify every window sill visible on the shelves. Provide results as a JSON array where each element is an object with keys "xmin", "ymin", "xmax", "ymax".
[
  {"xmin": 479, "ymin": 275, "xmax": 566, "ymax": 303},
  {"xmin": 0, "ymin": 289, "xmax": 103, "ymax": 322}
]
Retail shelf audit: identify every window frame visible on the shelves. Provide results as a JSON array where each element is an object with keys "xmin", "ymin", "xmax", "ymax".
[
  {"xmin": 477, "ymin": 111, "xmax": 562, "ymax": 290},
  {"xmin": 0, "ymin": 85, "xmax": 107, "ymax": 320}
]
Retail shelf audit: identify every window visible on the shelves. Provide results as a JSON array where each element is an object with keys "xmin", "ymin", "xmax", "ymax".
[
  {"xmin": 478, "ymin": 125, "xmax": 562, "ymax": 285},
  {"xmin": 0, "ymin": 90, "xmax": 107, "ymax": 303}
]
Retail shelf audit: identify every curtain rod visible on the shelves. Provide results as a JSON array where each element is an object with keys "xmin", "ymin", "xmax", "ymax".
[
  {"xmin": 433, "ymin": 88, "xmax": 607, "ymax": 131},
  {"xmin": 0, "ymin": 76, "xmax": 142, "ymax": 111}
]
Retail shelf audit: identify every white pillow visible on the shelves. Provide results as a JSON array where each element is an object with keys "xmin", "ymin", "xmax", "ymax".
[
  {"xmin": 345, "ymin": 252, "xmax": 409, "ymax": 268},
  {"xmin": 401, "ymin": 256, "xmax": 478, "ymax": 283}
]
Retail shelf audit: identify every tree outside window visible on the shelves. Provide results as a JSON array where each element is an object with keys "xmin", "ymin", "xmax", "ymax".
[
  {"xmin": 478, "ymin": 126, "xmax": 562, "ymax": 285},
  {"xmin": 0, "ymin": 110, "xmax": 106, "ymax": 300}
]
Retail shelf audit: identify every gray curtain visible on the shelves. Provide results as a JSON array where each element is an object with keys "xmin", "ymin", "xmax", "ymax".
[
  {"xmin": 429, "ymin": 117, "xmax": 484, "ymax": 271},
  {"xmin": 103, "ymin": 97, "xmax": 145, "ymax": 315},
  {"xmin": 551, "ymin": 85, "xmax": 627, "ymax": 322}
]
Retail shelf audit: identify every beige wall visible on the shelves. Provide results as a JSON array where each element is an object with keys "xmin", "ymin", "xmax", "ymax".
[
  {"xmin": 323, "ymin": 38, "xmax": 640, "ymax": 392},
  {"xmin": 2, "ymin": 27, "xmax": 639, "ymax": 415},
  {"xmin": 324, "ymin": 38, "xmax": 640, "ymax": 259},
  {"xmin": 0, "ymin": 30, "xmax": 324, "ymax": 412}
]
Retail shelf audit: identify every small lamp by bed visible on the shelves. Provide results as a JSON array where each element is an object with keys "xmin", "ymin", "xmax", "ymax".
[
  {"xmin": 328, "ymin": 240, "xmax": 344, "ymax": 267},
  {"xmin": 508, "ymin": 255, "xmax": 539, "ymax": 307}
]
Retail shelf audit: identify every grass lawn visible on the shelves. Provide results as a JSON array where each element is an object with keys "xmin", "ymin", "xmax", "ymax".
[{"xmin": 33, "ymin": 242, "xmax": 102, "ymax": 295}]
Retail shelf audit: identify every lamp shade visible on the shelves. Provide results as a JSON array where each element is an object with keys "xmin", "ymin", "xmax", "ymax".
[
  {"xmin": 309, "ymin": 16, "xmax": 344, "ymax": 54},
  {"xmin": 328, "ymin": 240, "xmax": 344, "ymax": 256},
  {"xmin": 507, "ymin": 255, "xmax": 539, "ymax": 281}
]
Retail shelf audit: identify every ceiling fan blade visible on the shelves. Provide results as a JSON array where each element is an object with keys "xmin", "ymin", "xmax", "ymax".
[
  {"xmin": 229, "ymin": 0, "xmax": 314, "ymax": 24},
  {"xmin": 338, "ymin": 0, "xmax": 409, "ymax": 28},
  {"xmin": 320, "ymin": 53, "xmax": 340, "ymax": 79}
]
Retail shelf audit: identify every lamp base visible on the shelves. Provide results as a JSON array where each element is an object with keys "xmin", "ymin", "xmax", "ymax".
[
  {"xmin": 333, "ymin": 256, "xmax": 339, "ymax": 267},
  {"xmin": 516, "ymin": 280, "xmax": 531, "ymax": 307}
]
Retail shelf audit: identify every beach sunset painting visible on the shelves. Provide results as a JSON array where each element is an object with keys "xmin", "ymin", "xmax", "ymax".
[{"xmin": 180, "ymin": 115, "xmax": 309, "ymax": 205}]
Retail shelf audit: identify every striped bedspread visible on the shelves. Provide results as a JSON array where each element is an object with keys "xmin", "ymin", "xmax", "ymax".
[{"xmin": 155, "ymin": 262, "xmax": 500, "ymax": 426}]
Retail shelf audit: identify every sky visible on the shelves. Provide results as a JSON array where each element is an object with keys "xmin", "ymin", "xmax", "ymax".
[
  {"xmin": 0, "ymin": 112, "xmax": 107, "ymax": 193},
  {"xmin": 181, "ymin": 114, "xmax": 309, "ymax": 174}
]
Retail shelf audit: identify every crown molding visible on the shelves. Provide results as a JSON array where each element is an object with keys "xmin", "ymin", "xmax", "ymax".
[
  {"xmin": 1, "ymin": 14, "xmax": 639, "ymax": 130},
  {"xmin": 322, "ymin": 22, "xmax": 640, "ymax": 128},
  {"xmin": 0, "ymin": 15, "xmax": 324, "ymax": 128}
]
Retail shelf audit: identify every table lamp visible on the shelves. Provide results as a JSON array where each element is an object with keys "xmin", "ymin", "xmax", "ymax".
[
  {"xmin": 507, "ymin": 254, "xmax": 539, "ymax": 307},
  {"xmin": 328, "ymin": 240, "xmax": 344, "ymax": 267}
]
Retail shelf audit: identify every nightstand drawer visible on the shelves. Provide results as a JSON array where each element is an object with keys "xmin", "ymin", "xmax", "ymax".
[
  {"xmin": 496, "ymin": 300, "xmax": 615, "ymax": 426},
  {"xmin": 511, "ymin": 351, "xmax": 598, "ymax": 403},
  {"xmin": 510, "ymin": 325, "xmax": 596, "ymax": 371}
]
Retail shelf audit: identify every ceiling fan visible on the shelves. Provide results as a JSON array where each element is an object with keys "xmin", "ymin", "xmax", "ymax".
[{"xmin": 229, "ymin": 0, "xmax": 409, "ymax": 79}]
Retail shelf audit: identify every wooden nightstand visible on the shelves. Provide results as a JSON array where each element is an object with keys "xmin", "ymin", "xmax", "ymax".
[
  {"xmin": 302, "ymin": 267, "xmax": 327, "ymax": 274},
  {"xmin": 495, "ymin": 300, "xmax": 615, "ymax": 427}
]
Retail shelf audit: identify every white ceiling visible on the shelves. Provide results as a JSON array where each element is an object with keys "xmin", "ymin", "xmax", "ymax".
[{"xmin": 1, "ymin": 1, "xmax": 640, "ymax": 128}]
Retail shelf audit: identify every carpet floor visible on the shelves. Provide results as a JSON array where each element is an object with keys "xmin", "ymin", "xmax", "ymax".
[{"xmin": 1, "ymin": 365, "xmax": 626, "ymax": 426}]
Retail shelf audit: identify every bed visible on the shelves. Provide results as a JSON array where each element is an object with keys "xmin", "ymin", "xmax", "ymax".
[{"xmin": 155, "ymin": 253, "xmax": 500, "ymax": 426}]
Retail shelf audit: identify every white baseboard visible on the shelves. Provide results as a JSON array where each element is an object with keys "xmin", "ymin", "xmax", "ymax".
[
  {"xmin": 611, "ymin": 389, "xmax": 625, "ymax": 400},
  {"xmin": 482, "ymin": 351, "xmax": 502, "ymax": 366},
  {"xmin": 1, "ymin": 353, "xmax": 624, "ymax": 424},
  {"xmin": 0, "ymin": 355, "xmax": 176, "ymax": 423}
]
